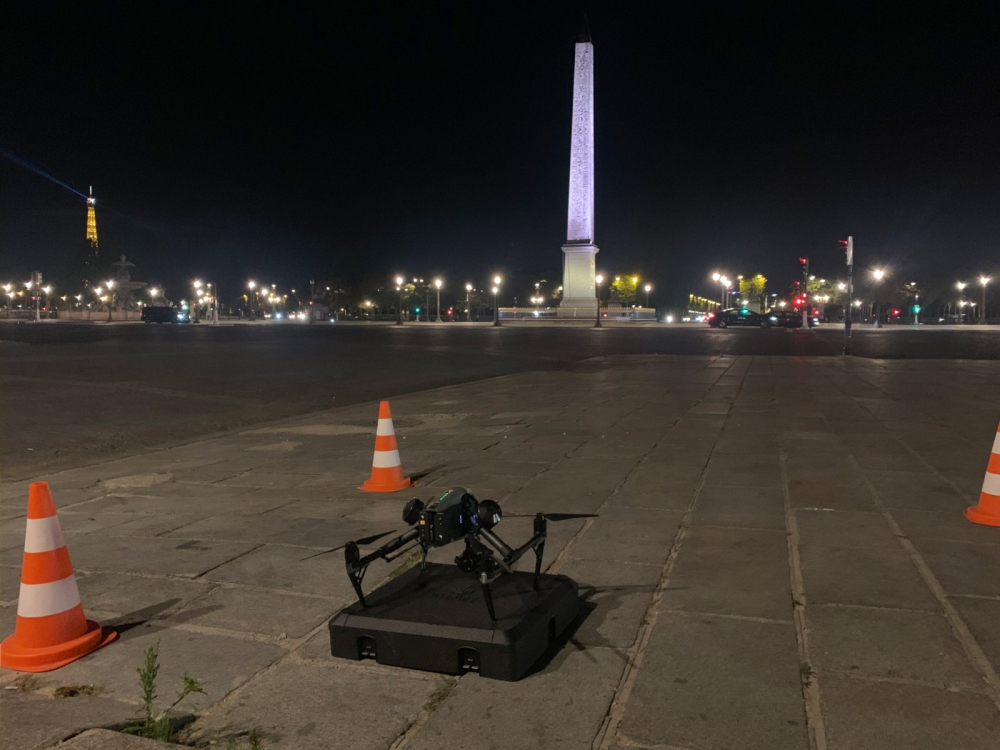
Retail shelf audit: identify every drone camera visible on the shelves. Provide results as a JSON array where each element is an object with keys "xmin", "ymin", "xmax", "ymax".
[
  {"xmin": 478, "ymin": 499, "xmax": 502, "ymax": 529},
  {"xmin": 402, "ymin": 497, "xmax": 424, "ymax": 525}
]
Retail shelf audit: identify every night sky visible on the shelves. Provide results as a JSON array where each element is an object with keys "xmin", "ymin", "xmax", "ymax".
[{"xmin": 2, "ymin": 1, "xmax": 998, "ymax": 308}]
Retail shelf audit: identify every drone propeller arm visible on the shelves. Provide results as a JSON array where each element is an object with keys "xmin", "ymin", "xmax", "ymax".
[
  {"xmin": 355, "ymin": 528, "xmax": 421, "ymax": 569},
  {"xmin": 345, "ymin": 527, "xmax": 421, "ymax": 607},
  {"xmin": 480, "ymin": 513, "xmax": 547, "ymax": 569}
]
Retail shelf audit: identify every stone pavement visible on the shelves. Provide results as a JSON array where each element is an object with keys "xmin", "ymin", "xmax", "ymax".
[{"xmin": 2, "ymin": 355, "xmax": 999, "ymax": 749}]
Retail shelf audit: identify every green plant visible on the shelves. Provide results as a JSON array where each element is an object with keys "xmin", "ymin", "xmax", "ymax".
[{"xmin": 124, "ymin": 642, "xmax": 205, "ymax": 742}]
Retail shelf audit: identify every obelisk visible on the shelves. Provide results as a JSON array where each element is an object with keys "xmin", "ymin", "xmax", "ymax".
[{"xmin": 559, "ymin": 16, "xmax": 598, "ymax": 316}]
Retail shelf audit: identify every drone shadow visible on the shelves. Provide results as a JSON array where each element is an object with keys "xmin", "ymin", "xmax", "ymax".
[{"xmin": 524, "ymin": 580, "xmax": 690, "ymax": 677}]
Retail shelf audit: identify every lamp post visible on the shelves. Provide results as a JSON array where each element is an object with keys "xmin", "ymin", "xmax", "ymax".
[
  {"xmin": 644, "ymin": 283, "xmax": 652, "ymax": 308},
  {"xmin": 434, "ymin": 279, "xmax": 443, "ymax": 323},
  {"xmin": 465, "ymin": 283, "xmax": 473, "ymax": 321},
  {"xmin": 594, "ymin": 274, "xmax": 604, "ymax": 328},
  {"xmin": 247, "ymin": 280, "xmax": 257, "ymax": 319},
  {"xmin": 872, "ymin": 269, "xmax": 885, "ymax": 328},
  {"xmin": 493, "ymin": 276, "xmax": 502, "ymax": 327},
  {"xmin": 106, "ymin": 280, "xmax": 115, "ymax": 322},
  {"xmin": 395, "ymin": 276, "xmax": 404, "ymax": 325},
  {"xmin": 981, "ymin": 276, "xmax": 991, "ymax": 324},
  {"xmin": 956, "ymin": 281, "xmax": 967, "ymax": 324}
]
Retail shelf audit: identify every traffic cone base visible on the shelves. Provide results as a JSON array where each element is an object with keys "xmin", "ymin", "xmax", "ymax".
[
  {"xmin": 1, "ymin": 616, "xmax": 116, "ymax": 673},
  {"xmin": 0, "ymin": 482, "xmax": 117, "ymax": 672},
  {"xmin": 964, "ymin": 424, "xmax": 1000, "ymax": 527},
  {"xmin": 360, "ymin": 401, "xmax": 412, "ymax": 493}
]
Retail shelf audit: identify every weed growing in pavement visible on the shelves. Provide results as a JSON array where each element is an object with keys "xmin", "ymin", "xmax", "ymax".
[
  {"xmin": 123, "ymin": 642, "xmax": 204, "ymax": 742},
  {"xmin": 799, "ymin": 662, "xmax": 815, "ymax": 683},
  {"xmin": 224, "ymin": 729, "xmax": 267, "ymax": 750}
]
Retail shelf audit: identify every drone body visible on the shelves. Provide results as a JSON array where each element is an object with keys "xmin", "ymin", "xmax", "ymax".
[{"xmin": 344, "ymin": 488, "xmax": 546, "ymax": 620}]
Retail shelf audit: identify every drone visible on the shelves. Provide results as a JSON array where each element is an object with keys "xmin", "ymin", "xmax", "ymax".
[{"xmin": 334, "ymin": 487, "xmax": 591, "ymax": 620}]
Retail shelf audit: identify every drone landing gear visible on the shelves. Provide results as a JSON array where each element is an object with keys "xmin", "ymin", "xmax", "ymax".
[{"xmin": 467, "ymin": 513, "xmax": 548, "ymax": 620}]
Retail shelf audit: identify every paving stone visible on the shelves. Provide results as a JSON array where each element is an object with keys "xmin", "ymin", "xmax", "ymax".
[
  {"xmin": 618, "ymin": 612, "xmax": 808, "ymax": 750},
  {"xmin": 0, "ymin": 536, "xmax": 258, "ymax": 579},
  {"xmin": 161, "ymin": 515, "xmax": 385, "ymax": 548},
  {"xmin": 806, "ymin": 605, "xmax": 981, "ymax": 688},
  {"xmin": 911, "ymin": 538, "xmax": 1000, "ymax": 598},
  {"xmin": 821, "ymin": 674, "xmax": 1000, "ymax": 750},
  {"xmin": 187, "ymin": 661, "xmax": 446, "ymax": 750},
  {"xmin": 795, "ymin": 509, "xmax": 899, "ymax": 549},
  {"xmin": 406, "ymin": 648, "xmax": 624, "ymax": 750},
  {"xmin": 75, "ymin": 571, "xmax": 214, "ymax": 618},
  {"xmin": 799, "ymin": 546, "xmax": 940, "ymax": 610},
  {"xmin": 690, "ymin": 484, "xmax": 786, "ymax": 529},
  {"xmin": 660, "ymin": 525, "xmax": 793, "ymax": 621},
  {"xmin": 0, "ymin": 692, "xmax": 136, "ymax": 750},
  {"xmin": 951, "ymin": 596, "xmax": 1000, "ymax": 672},
  {"xmin": 786, "ymin": 480, "xmax": 874, "ymax": 511},
  {"xmin": 891, "ymin": 509, "xmax": 1000, "ymax": 545},
  {"xmin": 52, "ymin": 728, "xmax": 169, "ymax": 749},
  {"xmin": 605, "ymin": 478, "xmax": 698, "ymax": 510},
  {"xmin": 566, "ymin": 508, "xmax": 683, "ymax": 565},
  {"xmin": 704, "ymin": 452, "xmax": 783, "ymax": 487},
  {"xmin": 164, "ymin": 586, "xmax": 337, "ymax": 639},
  {"xmin": 44, "ymin": 624, "xmax": 284, "ymax": 709},
  {"xmin": 204, "ymin": 543, "xmax": 389, "ymax": 599},
  {"xmin": 866, "ymin": 471, "xmax": 968, "ymax": 511}
]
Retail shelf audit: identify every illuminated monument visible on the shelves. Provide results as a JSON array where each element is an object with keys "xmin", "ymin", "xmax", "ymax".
[
  {"xmin": 558, "ymin": 18, "xmax": 599, "ymax": 316},
  {"xmin": 86, "ymin": 186, "xmax": 98, "ymax": 247},
  {"xmin": 76, "ymin": 186, "xmax": 101, "ymax": 289}
]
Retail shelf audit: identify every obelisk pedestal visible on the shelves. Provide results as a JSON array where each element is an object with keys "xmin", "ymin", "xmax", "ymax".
[{"xmin": 559, "ymin": 22, "xmax": 599, "ymax": 317}]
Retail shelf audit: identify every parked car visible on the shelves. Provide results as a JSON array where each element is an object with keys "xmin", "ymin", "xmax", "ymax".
[
  {"xmin": 141, "ymin": 305, "xmax": 180, "ymax": 324},
  {"xmin": 706, "ymin": 308, "xmax": 769, "ymax": 328},
  {"xmin": 767, "ymin": 310, "xmax": 820, "ymax": 328}
]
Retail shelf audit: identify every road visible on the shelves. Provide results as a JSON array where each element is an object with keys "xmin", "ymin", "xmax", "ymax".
[{"xmin": 1, "ymin": 321, "xmax": 997, "ymax": 479}]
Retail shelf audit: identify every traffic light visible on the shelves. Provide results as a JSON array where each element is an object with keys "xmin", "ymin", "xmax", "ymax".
[
  {"xmin": 415, "ymin": 307, "xmax": 421, "ymax": 313},
  {"xmin": 913, "ymin": 305, "xmax": 922, "ymax": 313}
]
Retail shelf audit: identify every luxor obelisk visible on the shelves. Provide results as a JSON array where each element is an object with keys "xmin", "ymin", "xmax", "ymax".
[{"xmin": 559, "ymin": 18, "xmax": 599, "ymax": 316}]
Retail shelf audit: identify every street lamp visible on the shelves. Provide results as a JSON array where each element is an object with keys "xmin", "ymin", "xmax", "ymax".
[
  {"xmin": 594, "ymin": 274, "xmax": 604, "ymax": 328},
  {"xmin": 465, "ymin": 283, "xmax": 473, "ymax": 322},
  {"xmin": 395, "ymin": 276, "xmax": 404, "ymax": 325},
  {"xmin": 644, "ymin": 283, "xmax": 652, "ymax": 308},
  {"xmin": 247, "ymin": 280, "xmax": 257, "ymax": 318},
  {"xmin": 492, "ymin": 277, "xmax": 502, "ymax": 327},
  {"xmin": 957, "ymin": 281, "xmax": 967, "ymax": 324},
  {"xmin": 434, "ymin": 279, "xmax": 443, "ymax": 323},
  {"xmin": 872, "ymin": 269, "xmax": 886, "ymax": 328},
  {"xmin": 980, "ymin": 276, "xmax": 991, "ymax": 325}
]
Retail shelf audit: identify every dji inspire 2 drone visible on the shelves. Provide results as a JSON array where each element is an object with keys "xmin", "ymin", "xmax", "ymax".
[{"xmin": 343, "ymin": 487, "xmax": 568, "ymax": 621}]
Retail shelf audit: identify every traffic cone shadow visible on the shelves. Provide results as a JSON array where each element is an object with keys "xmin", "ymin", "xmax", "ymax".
[
  {"xmin": 360, "ymin": 401, "xmax": 412, "ymax": 493},
  {"xmin": 1, "ymin": 482, "xmax": 116, "ymax": 672},
  {"xmin": 965, "ymin": 419, "xmax": 1000, "ymax": 527}
]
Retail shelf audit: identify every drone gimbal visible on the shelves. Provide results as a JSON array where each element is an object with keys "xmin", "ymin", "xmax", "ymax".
[{"xmin": 344, "ymin": 487, "xmax": 547, "ymax": 620}]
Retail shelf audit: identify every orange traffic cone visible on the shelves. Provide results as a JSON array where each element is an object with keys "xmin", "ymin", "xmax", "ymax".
[
  {"xmin": 1, "ymin": 482, "xmax": 116, "ymax": 672},
  {"xmin": 360, "ymin": 401, "xmax": 412, "ymax": 492},
  {"xmin": 965, "ymin": 420, "xmax": 1000, "ymax": 527}
]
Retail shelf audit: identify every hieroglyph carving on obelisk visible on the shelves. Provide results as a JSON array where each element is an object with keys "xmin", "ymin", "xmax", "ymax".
[
  {"xmin": 567, "ymin": 44, "xmax": 594, "ymax": 244},
  {"xmin": 560, "ymin": 23, "xmax": 599, "ymax": 315}
]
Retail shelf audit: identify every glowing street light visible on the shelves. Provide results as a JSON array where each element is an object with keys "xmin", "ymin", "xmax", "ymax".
[
  {"xmin": 594, "ymin": 274, "xmax": 604, "ymax": 328},
  {"xmin": 465, "ymin": 283, "xmax": 473, "ymax": 321},
  {"xmin": 434, "ymin": 278, "xmax": 443, "ymax": 322},
  {"xmin": 979, "ymin": 276, "xmax": 991, "ymax": 325},
  {"xmin": 644, "ymin": 283, "xmax": 652, "ymax": 308},
  {"xmin": 871, "ymin": 269, "xmax": 886, "ymax": 327},
  {"xmin": 395, "ymin": 275, "xmax": 404, "ymax": 325},
  {"xmin": 492, "ymin": 277, "xmax": 502, "ymax": 327}
]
